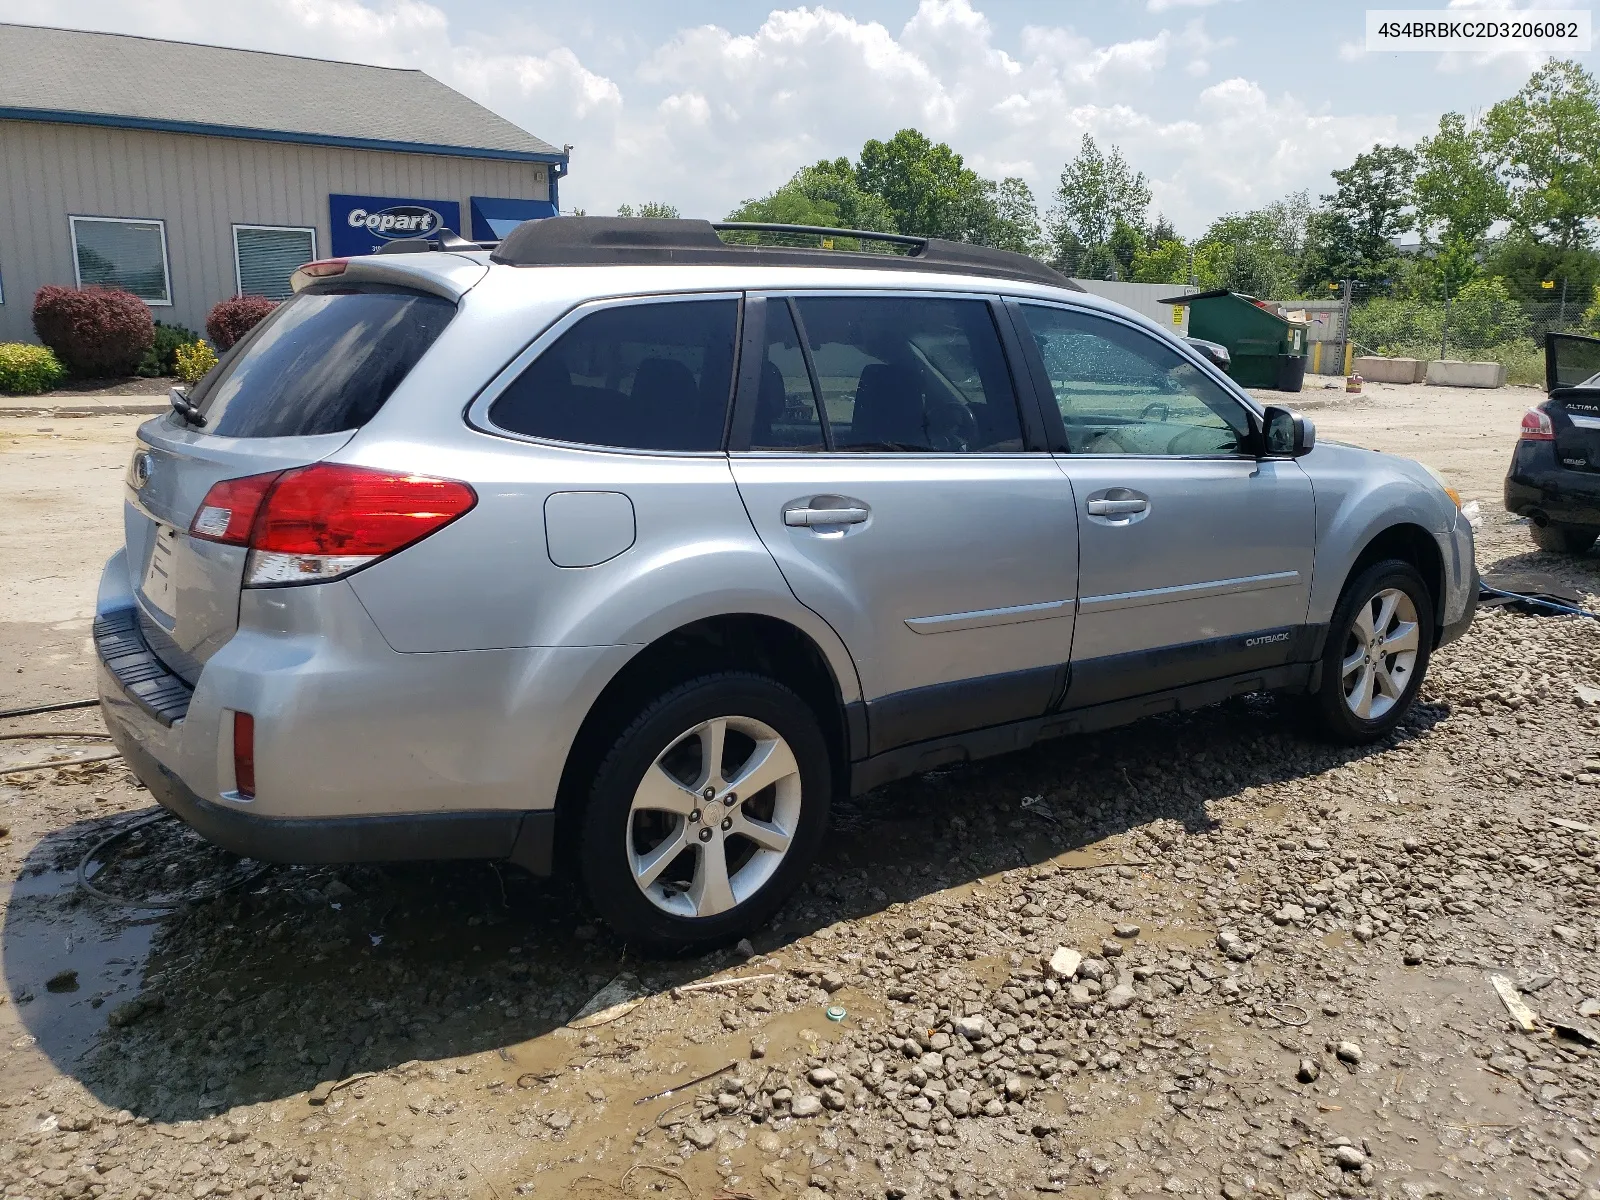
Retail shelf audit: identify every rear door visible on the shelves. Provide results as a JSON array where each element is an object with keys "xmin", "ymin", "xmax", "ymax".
[
  {"xmin": 123, "ymin": 283, "xmax": 458, "ymax": 680},
  {"xmin": 1546, "ymin": 333, "xmax": 1600, "ymax": 475},
  {"xmin": 729, "ymin": 292, "xmax": 1078, "ymax": 756},
  {"xmin": 1012, "ymin": 301, "xmax": 1316, "ymax": 707}
]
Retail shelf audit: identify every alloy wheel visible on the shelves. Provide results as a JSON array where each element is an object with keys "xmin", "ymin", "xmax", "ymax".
[
  {"xmin": 626, "ymin": 715, "xmax": 802, "ymax": 919},
  {"xmin": 1340, "ymin": 586, "xmax": 1420, "ymax": 721}
]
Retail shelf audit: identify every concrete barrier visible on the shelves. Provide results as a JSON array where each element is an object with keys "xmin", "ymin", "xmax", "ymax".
[
  {"xmin": 1354, "ymin": 356, "xmax": 1427, "ymax": 384},
  {"xmin": 1425, "ymin": 360, "xmax": 1508, "ymax": 388}
]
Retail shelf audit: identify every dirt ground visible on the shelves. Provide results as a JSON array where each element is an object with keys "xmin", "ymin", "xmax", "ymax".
[{"xmin": 2, "ymin": 383, "xmax": 1598, "ymax": 1200}]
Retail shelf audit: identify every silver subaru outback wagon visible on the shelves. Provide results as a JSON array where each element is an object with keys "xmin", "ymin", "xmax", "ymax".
[{"xmin": 97, "ymin": 218, "xmax": 1477, "ymax": 951}]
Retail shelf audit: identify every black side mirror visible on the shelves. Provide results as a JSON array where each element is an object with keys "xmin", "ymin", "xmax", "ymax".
[
  {"xmin": 1186, "ymin": 336, "xmax": 1231, "ymax": 372},
  {"xmin": 1262, "ymin": 405, "xmax": 1315, "ymax": 457}
]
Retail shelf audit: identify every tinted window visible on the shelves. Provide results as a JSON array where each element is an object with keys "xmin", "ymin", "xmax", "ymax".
[
  {"xmin": 490, "ymin": 299, "xmax": 737, "ymax": 451},
  {"xmin": 752, "ymin": 301, "xmax": 825, "ymax": 451},
  {"xmin": 792, "ymin": 296, "xmax": 1024, "ymax": 453},
  {"xmin": 193, "ymin": 285, "xmax": 455, "ymax": 438},
  {"xmin": 1020, "ymin": 304, "xmax": 1250, "ymax": 456}
]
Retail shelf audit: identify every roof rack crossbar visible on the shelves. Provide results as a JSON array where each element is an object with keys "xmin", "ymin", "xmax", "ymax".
[{"xmin": 712, "ymin": 222, "xmax": 926, "ymax": 248}]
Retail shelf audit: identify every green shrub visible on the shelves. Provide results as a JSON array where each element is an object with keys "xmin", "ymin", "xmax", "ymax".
[
  {"xmin": 137, "ymin": 321, "xmax": 201, "ymax": 377},
  {"xmin": 0, "ymin": 343, "xmax": 67, "ymax": 395},
  {"xmin": 174, "ymin": 340, "xmax": 218, "ymax": 385},
  {"xmin": 1449, "ymin": 276, "xmax": 1529, "ymax": 351}
]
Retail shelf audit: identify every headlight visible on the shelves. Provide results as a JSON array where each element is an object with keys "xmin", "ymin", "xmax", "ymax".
[{"xmin": 1417, "ymin": 462, "xmax": 1461, "ymax": 509}]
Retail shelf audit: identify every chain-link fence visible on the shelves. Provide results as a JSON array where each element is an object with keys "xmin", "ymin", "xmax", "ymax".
[{"xmin": 1346, "ymin": 295, "xmax": 1598, "ymax": 386}]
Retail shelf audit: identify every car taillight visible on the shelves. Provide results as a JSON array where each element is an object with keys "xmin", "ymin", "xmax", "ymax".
[
  {"xmin": 191, "ymin": 464, "xmax": 476, "ymax": 586},
  {"xmin": 233, "ymin": 711, "xmax": 255, "ymax": 799},
  {"xmin": 190, "ymin": 471, "xmax": 283, "ymax": 544},
  {"xmin": 1521, "ymin": 407, "xmax": 1555, "ymax": 441}
]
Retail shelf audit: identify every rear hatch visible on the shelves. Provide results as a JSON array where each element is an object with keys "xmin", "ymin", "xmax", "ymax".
[
  {"xmin": 124, "ymin": 274, "xmax": 463, "ymax": 682},
  {"xmin": 1545, "ymin": 333, "xmax": 1600, "ymax": 474}
]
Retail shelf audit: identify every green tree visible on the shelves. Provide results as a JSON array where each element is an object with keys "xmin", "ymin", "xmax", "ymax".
[
  {"xmin": 727, "ymin": 159, "xmax": 897, "ymax": 233},
  {"xmin": 854, "ymin": 129, "xmax": 995, "ymax": 241},
  {"xmin": 1414, "ymin": 112, "xmax": 1503, "ymax": 248},
  {"xmin": 1483, "ymin": 236, "xmax": 1600, "ymax": 303},
  {"xmin": 1193, "ymin": 193, "xmax": 1311, "ymax": 298},
  {"xmin": 1108, "ymin": 218, "xmax": 1144, "ymax": 276},
  {"xmin": 980, "ymin": 176, "xmax": 1045, "ymax": 257},
  {"xmin": 1482, "ymin": 59, "xmax": 1600, "ymax": 251},
  {"xmin": 1300, "ymin": 145, "xmax": 1417, "ymax": 294},
  {"xmin": 1131, "ymin": 239, "xmax": 1190, "ymax": 284},
  {"xmin": 616, "ymin": 202, "xmax": 681, "ymax": 218},
  {"xmin": 1047, "ymin": 135, "xmax": 1151, "ymax": 261},
  {"xmin": 1449, "ymin": 275, "xmax": 1530, "ymax": 350}
]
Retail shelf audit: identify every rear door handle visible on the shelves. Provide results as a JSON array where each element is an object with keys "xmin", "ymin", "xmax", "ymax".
[
  {"xmin": 1087, "ymin": 498, "xmax": 1148, "ymax": 515},
  {"xmin": 784, "ymin": 506, "xmax": 869, "ymax": 527}
]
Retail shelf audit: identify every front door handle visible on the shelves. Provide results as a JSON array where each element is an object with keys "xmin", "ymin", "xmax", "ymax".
[
  {"xmin": 1087, "ymin": 497, "xmax": 1148, "ymax": 515},
  {"xmin": 784, "ymin": 505, "xmax": 869, "ymax": 527}
]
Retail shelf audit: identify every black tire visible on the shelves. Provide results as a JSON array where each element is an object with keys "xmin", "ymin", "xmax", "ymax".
[
  {"xmin": 1307, "ymin": 559, "xmax": 1435, "ymax": 744},
  {"xmin": 577, "ymin": 672, "xmax": 832, "ymax": 954},
  {"xmin": 1530, "ymin": 521, "xmax": 1599, "ymax": 555}
]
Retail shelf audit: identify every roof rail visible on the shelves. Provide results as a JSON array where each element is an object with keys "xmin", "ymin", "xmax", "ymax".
[{"xmin": 487, "ymin": 216, "xmax": 1079, "ymax": 290}]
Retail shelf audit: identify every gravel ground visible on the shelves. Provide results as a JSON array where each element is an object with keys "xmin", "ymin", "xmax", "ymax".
[{"xmin": 2, "ymin": 385, "xmax": 1599, "ymax": 1200}]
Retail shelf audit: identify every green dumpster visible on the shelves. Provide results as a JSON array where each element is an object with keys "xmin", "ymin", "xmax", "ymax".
[{"xmin": 1160, "ymin": 289, "xmax": 1308, "ymax": 392}]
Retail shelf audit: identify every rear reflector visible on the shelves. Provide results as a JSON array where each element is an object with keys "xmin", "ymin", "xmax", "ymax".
[
  {"xmin": 1521, "ymin": 407, "xmax": 1555, "ymax": 441},
  {"xmin": 233, "ymin": 711, "xmax": 256, "ymax": 798},
  {"xmin": 189, "ymin": 462, "xmax": 476, "ymax": 587}
]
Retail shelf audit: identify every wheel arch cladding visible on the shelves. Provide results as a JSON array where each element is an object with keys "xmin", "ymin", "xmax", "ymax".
[
  {"xmin": 551, "ymin": 614, "xmax": 851, "ymax": 856},
  {"xmin": 1346, "ymin": 523, "xmax": 1445, "ymax": 638}
]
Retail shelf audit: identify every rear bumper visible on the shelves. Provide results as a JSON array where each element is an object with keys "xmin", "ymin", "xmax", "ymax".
[
  {"xmin": 104, "ymin": 705, "xmax": 554, "ymax": 871},
  {"xmin": 1505, "ymin": 442, "xmax": 1600, "ymax": 526},
  {"xmin": 94, "ymin": 547, "xmax": 632, "ymax": 871}
]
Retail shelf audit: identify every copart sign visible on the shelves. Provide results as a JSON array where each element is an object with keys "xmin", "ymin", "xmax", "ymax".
[{"xmin": 329, "ymin": 194, "xmax": 463, "ymax": 257}]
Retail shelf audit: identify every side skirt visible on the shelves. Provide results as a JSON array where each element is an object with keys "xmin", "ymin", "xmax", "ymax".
[{"xmin": 848, "ymin": 663, "xmax": 1311, "ymax": 795}]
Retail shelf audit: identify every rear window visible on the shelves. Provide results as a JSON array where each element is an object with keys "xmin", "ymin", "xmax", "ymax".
[
  {"xmin": 487, "ymin": 298, "xmax": 738, "ymax": 452},
  {"xmin": 191, "ymin": 285, "xmax": 456, "ymax": 438}
]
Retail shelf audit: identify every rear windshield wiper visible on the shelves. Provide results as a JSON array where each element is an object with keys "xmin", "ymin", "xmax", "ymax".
[{"xmin": 169, "ymin": 387, "xmax": 207, "ymax": 428}]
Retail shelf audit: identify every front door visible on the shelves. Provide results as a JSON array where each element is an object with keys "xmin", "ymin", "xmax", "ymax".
[
  {"xmin": 1013, "ymin": 301, "xmax": 1316, "ymax": 707},
  {"xmin": 730, "ymin": 292, "xmax": 1078, "ymax": 755}
]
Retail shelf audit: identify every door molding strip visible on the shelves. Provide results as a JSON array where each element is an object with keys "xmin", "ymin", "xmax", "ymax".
[
  {"xmin": 905, "ymin": 597, "xmax": 1073, "ymax": 635},
  {"xmin": 1079, "ymin": 570, "xmax": 1300, "ymax": 614}
]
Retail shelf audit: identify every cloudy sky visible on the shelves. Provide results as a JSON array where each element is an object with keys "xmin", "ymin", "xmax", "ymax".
[{"xmin": 0, "ymin": 0, "xmax": 1589, "ymax": 236}]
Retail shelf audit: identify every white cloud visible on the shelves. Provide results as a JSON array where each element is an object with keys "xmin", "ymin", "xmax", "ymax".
[{"xmin": 0, "ymin": 0, "xmax": 1414, "ymax": 236}]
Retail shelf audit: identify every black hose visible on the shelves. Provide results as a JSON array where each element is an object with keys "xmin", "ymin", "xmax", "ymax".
[
  {"xmin": 1479, "ymin": 583, "xmax": 1600, "ymax": 621},
  {"xmin": 0, "ymin": 698, "xmax": 100, "ymax": 720},
  {"xmin": 77, "ymin": 808, "xmax": 271, "ymax": 910}
]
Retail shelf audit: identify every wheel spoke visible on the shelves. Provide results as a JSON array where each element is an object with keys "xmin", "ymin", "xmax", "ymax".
[
  {"xmin": 728, "ymin": 810, "xmax": 793, "ymax": 854},
  {"xmin": 689, "ymin": 840, "xmax": 736, "ymax": 916},
  {"xmin": 632, "ymin": 823, "xmax": 689, "ymax": 890},
  {"xmin": 633, "ymin": 761, "xmax": 700, "ymax": 817},
  {"xmin": 1381, "ymin": 621, "xmax": 1419, "ymax": 656},
  {"xmin": 1351, "ymin": 601, "xmax": 1375, "ymax": 643},
  {"xmin": 1348, "ymin": 663, "xmax": 1375, "ymax": 718},
  {"xmin": 1374, "ymin": 658, "xmax": 1407, "ymax": 700},
  {"xmin": 698, "ymin": 718, "xmax": 729, "ymax": 793},
  {"xmin": 1373, "ymin": 590, "xmax": 1400, "ymax": 637},
  {"xmin": 1340, "ymin": 647, "xmax": 1366, "ymax": 680},
  {"xmin": 726, "ymin": 736, "xmax": 799, "ymax": 800}
]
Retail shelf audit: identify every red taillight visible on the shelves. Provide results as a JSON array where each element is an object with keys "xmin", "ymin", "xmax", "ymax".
[
  {"xmin": 191, "ymin": 463, "xmax": 475, "ymax": 586},
  {"xmin": 298, "ymin": 259, "xmax": 348, "ymax": 278},
  {"xmin": 190, "ymin": 471, "xmax": 284, "ymax": 545},
  {"xmin": 233, "ymin": 711, "xmax": 255, "ymax": 798},
  {"xmin": 1521, "ymin": 407, "xmax": 1555, "ymax": 441}
]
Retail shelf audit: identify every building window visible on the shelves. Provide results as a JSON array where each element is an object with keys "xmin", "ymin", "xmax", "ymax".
[
  {"xmin": 233, "ymin": 225, "xmax": 317, "ymax": 301},
  {"xmin": 70, "ymin": 216, "xmax": 171, "ymax": 304}
]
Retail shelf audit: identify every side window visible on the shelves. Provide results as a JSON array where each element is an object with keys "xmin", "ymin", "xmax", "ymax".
[
  {"xmin": 489, "ymin": 299, "xmax": 737, "ymax": 451},
  {"xmin": 791, "ymin": 295, "xmax": 1025, "ymax": 453},
  {"xmin": 1019, "ymin": 304, "xmax": 1251, "ymax": 456},
  {"xmin": 751, "ymin": 301, "xmax": 826, "ymax": 451}
]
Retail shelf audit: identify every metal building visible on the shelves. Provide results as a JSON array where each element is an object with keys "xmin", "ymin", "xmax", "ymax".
[{"xmin": 0, "ymin": 23, "xmax": 569, "ymax": 344}]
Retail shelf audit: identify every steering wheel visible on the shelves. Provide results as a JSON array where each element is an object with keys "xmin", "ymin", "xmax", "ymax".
[
  {"xmin": 1141, "ymin": 401, "xmax": 1171, "ymax": 422},
  {"xmin": 927, "ymin": 401, "xmax": 978, "ymax": 452}
]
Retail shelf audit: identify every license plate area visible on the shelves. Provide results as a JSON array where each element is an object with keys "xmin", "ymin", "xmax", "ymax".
[{"xmin": 140, "ymin": 523, "xmax": 180, "ymax": 616}]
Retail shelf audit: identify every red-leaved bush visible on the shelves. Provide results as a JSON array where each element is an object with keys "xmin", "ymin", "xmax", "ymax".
[
  {"xmin": 32, "ymin": 286, "xmax": 155, "ymax": 377},
  {"xmin": 207, "ymin": 296, "xmax": 279, "ymax": 350}
]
